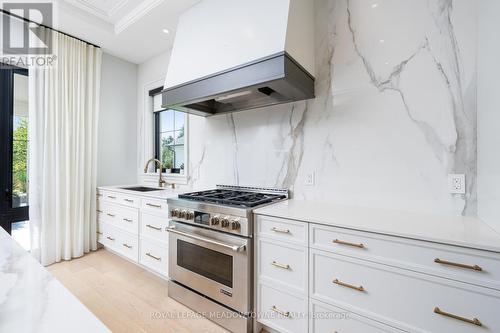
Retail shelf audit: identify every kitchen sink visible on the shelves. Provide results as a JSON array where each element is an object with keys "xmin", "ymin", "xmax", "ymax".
[{"xmin": 120, "ymin": 186, "xmax": 161, "ymax": 192}]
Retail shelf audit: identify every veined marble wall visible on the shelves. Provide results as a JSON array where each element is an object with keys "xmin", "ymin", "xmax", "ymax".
[{"xmin": 185, "ymin": 0, "xmax": 477, "ymax": 216}]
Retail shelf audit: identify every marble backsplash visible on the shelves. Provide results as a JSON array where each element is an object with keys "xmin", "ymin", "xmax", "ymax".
[{"xmin": 182, "ymin": 0, "xmax": 477, "ymax": 216}]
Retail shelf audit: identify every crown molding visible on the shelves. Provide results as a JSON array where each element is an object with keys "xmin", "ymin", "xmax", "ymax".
[{"xmin": 114, "ymin": 0, "xmax": 165, "ymax": 34}]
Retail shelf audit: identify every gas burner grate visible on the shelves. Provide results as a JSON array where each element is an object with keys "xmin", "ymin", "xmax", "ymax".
[{"xmin": 178, "ymin": 189, "xmax": 286, "ymax": 208}]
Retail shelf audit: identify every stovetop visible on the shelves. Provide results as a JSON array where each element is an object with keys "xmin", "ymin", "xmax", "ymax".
[{"xmin": 178, "ymin": 188, "xmax": 287, "ymax": 208}]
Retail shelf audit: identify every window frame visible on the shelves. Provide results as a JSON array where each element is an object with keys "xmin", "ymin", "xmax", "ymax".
[{"xmin": 151, "ymin": 89, "xmax": 188, "ymax": 175}]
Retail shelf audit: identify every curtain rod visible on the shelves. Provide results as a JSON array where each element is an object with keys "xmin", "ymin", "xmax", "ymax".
[{"xmin": 0, "ymin": 9, "xmax": 101, "ymax": 49}]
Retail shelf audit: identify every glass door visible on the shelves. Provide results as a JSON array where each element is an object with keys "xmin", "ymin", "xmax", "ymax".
[{"xmin": 0, "ymin": 64, "xmax": 30, "ymax": 249}]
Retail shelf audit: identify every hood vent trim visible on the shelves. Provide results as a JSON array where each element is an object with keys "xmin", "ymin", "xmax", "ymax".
[{"xmin": 162, "ymin": 52, "xmax": 315, "ymax": 117}]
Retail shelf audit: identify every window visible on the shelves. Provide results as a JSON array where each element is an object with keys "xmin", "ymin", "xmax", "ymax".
[{"xmin": 151, "ymin": 90, "xmax": 187, "ymax": 174}]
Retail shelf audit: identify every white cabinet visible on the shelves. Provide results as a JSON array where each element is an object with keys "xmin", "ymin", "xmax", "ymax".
[
  {"xmin": 255, "ymin": 213, "xmax": 500, "ymax": 333},
  {"xmin": 96, "ymin": 188, "xmax": 170, "ymax": 278}
]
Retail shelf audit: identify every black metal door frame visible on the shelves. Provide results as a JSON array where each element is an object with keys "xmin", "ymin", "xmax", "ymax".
[{"xmin": 0, "ymin": 63, "xmax": 29, "ymax": 234}]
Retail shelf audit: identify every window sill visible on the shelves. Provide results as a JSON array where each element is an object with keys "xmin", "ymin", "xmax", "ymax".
[{"xmin": 138, "ymin": 172, "xmax": 188, "ymax": 185}]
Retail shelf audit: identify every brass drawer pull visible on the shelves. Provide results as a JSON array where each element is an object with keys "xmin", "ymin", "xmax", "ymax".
[
  {"xmin": 107, "ymin": 236, "xmax": 115, "ymax": 241},
  {"xmin": 97, "ymin": 210, "xmax": 103, "ymax": 213},
  {"xmin": 434, "ymin": 258, "xmax": 482, "ymax": 271},
  {"xmin": 97, "ymin": 231, "xmax": 103, "ymax": 235},
  {"xmin": 124, "ymin": 199, "xmax": 134, "ymax": 203},
  {"xmin": 107, "ymin": 195, "xmax": 116, "ymax": 199},
  {"xmin": 123, "ymin": 218, "xmax": 133, "ymax": 223},
  {"xmin": 122, "ymin": 243, "xmax": 132, "ymax": 249},
  {"xmin": 434, "ymin": 307, "xmax": 482, "ymax": 326},
  {"xmin": 146, "ymin": 203, "xmax": 162, "ymax": 208},
  {"xmin": 271, "ymin": 306, "xmax": 290, "ymax": 317},
  {"xmin": 146, "ymin": 224, "xmax": 162, "ymax": 231},
  {"xmin": 146, "ymin": 253, "xmax": 161, "ymax": 261},
  {"xmin": 333, "ymin": 239, "xmax": 365, "ymax": 249},
  {"xmin": 333, "ymin": 278, "xmax": 365, "ymax": 292},
  {"xmin": 107, "ymin": 213, "xmax": 116, "ymax": 217},
  {"xmin": 271, "ymin": 227, "xmax": 290, "ymax": 234},
  {"xmin": 97, "ymin": 193, "xmax": 103, "ymax": 197},
  {"xmin": 272, "ymin": 261, "xmax": 291, "ymax": 270}
]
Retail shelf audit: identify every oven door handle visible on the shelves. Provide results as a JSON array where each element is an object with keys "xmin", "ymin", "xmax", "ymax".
[{"xmin": 166, "ymin": 226, "xmax": 246, "ymax": 252}]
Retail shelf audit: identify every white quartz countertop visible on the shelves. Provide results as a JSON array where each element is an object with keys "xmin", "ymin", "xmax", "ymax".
[
  {"xmin": 98, "ymin": 184, "xmax": 181, "ymax": 200},
  {"xmin": 254, "ymin": 200, "xmax": 500, "ymax": 253},
  {"xmin": 0, "ymin": 228, "xmax": 110, "ymax": 333}
]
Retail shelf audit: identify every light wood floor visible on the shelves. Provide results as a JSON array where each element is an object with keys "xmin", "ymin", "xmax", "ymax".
[{"xmin": 47, "ymin": 249, "xmax": 231, "ymax": 333}]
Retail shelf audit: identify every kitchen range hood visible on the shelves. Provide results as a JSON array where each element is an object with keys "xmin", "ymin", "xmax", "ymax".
[{"xmin": 162, "ymin": 0, "xmax": 315, "ymax": 117}]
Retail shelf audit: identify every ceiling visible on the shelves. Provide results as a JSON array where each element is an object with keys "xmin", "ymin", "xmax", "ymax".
[{"xmin": 50, "ymin": 0, "xmax": 200, "ymax": 63}]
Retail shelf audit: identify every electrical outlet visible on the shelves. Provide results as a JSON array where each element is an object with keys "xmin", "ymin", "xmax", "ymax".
[
  {"xmin": 448, "ymin": 174, "xmax": 465, "ymax": 194},
  {"xmin": 305, "ymin": 172, "xmax": 315, "ymax": 186}
]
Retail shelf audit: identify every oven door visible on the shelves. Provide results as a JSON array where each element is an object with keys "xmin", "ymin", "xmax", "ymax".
[{"xmin": 167, "ymin": 221, "xmax": 252, "ymax": 314}]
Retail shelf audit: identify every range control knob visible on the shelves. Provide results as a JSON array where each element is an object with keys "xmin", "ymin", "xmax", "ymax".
[
  {"xmin": 221, "ymin": 217, "xmax": 230, "ymax": 228},
  {"xmin": 186, "ymin": 211, "xmax": 194, "ymax": 220},
  {"xmin": 180, "ymin": 210, "xmax": 187, "ymax": 219},
  {"xmin": 230, "ymin": 219, "xmax": 241, "ymax": 230},
  {"xmin": 211, "ymin": 216, "xmax": 220, "ymax": 225},
  {"xmin": 171, "ymin": 209, "xmax": 179, "ymax": 217}
]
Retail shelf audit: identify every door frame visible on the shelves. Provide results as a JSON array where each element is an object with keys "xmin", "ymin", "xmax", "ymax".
[{"xmin": 0, "ymin": 63, "xmax": 29, "ymax": 234}]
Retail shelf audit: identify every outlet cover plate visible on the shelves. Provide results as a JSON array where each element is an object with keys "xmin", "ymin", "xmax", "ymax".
[{"xmin": 448, "ymin": 174, "xmax": 465, "ymax": 194}]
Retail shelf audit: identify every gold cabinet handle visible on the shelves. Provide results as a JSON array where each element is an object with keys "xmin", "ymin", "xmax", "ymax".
[
  {"xmin": 271, "ymin": 261, "xmax": 291, "ymax": 270},
  {"xmin": 97, "ymin": 193, "xmax": 103, "ymax": 197},
  {"xmin": 146, "ymin": 224, "xmax": 162, "ymax": 231},
  {"xmin": 146, "ymin": 203, "xmax": 162, "ymax": 208},
  {"xmin": 124, "ymin": 198, "xmax": 134, "ymax": 203},
  {"xmin": 107, "ymin": 213, "xmax": 115, "ymax": 217},
  {"xmin": 97, "ymin": 231, "xmax": 103, "ymax": 235},
  {"xmin": 333, "ymin": 278, "xmax": 365, "ymax": 292},
  {"xmin": 123, "ymin": 218, "xmax": 133, "ymax": 223},
  {"xmin": 434, "ymin": 307, "xmax": 482, "ymax": 326},
  {"xmin": 146, "ymin": 253, "xmax": 161, "ymax": 261},
  {"xmin": 107, "ymin": 195, "xmax": 116, "ymax": 199},
  {"xmin": 107, "ymin": 236, "xmax": 115, "ymax": 241},
  {"xmin": 434, "ymin": 258, "xmax": 482, "ymax": 271},
  {"xmin": 122, "ymin": 243, "xmax": 132, "ymax": 249},
  {"xmin": 97, "ymin": 210, "xmax": 103, "ymax": 213},
  {"xmin": 271, "ymin": 306, "xmax": 290, "ymax": 317},
  {"xmin": 333, "ymin": 239, "xmax": 365, "ymax": 249},
  {"xmin": 271, "ymin": 227, "xmax": 290, "ymax": 234}
]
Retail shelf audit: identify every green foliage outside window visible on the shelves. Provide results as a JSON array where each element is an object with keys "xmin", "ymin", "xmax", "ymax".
[{"xmin": 13, "ymin": 118, "xmax": 28, "ymax": 197}]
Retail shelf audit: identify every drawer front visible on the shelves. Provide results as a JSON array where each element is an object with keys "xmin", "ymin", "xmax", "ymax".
[
  {"xmin": 116, "ymin": 193, "xmax": 140, "ymax": 208},
  {"xmin": 256, "ymin": 215, "xmax": 307, "ymax": 246},
  {"xmin": 116, "ymin": 228, "xmax": 139, "ymax": 262},
  {"xmin": 141, "ymin": 198, "xmax": 169, "ymax": 216},
  {"xmin": 97, "ymin": 222, "xmax": 105, "ymax": 244},
  {"xmin": 139, "ymin": 237, "xmax": 168, "ymax": 276},
  {"xmin": 311, "ymin": 249, "xmax": 500, "ymax": 333},
  {"xmin": 140, "ymin": 213, "xmax": 168, "ymax": 243},
  {"xmin": 310, "ymin": 224, "xmax": 500, "ymax": 290},
  {"xmin": 97, "ymin": 201, "xmax": 139, "ymax": 234},
  {"xmin": 258, "ymin": 238, "xmax": 308, "ymax": 295},
  {"xmin": 257, "ymin": 283, "xmax": 308, "ymax": 333},
  {"xmin": 310, "ymin": 299, "xmax": 406, "ymax": 333},
  {"xmin": 100, "ymin": 190, "xmax": 120, "ymax": 204}
]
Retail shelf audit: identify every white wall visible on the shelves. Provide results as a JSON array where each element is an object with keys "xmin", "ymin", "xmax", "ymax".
[
  {"xmin": 97, "ymin": 53, "xmax": 138, "ymax": 186},
  {"xmin": 478, "ymin": 0, "xmax": 500, "ymax": 232}
]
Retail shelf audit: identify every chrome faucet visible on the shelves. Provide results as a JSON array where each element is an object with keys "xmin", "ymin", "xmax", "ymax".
[{"xmin": 144, "ymin": 158, "xmax": 175, "ymax": 189}]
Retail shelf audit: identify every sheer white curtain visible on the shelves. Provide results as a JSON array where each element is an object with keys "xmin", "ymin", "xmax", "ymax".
[{"xmin": 28, "ymin": 28, "xmax": 102, "ymax": 266}]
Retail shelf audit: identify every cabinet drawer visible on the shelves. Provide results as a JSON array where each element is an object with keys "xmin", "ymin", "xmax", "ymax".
[
  {"xmin": 141, "ymin": 198, "xmax": 169, "ymax": 216},
  {"xmin": 140, "ymin": 213, "xmax": 168, "ymax": 243},
  {"xmin": 257, "ymin": 283, "xmax": 308, "ymax": 333},
  {"xmin": 100, "ymin": 190, "xmax": 120, "ymax": 204},
  {"xmin": 310, "ymin": 224, "xmax": 500, "ymax": 290},
  {"xmin": 258, "ymin": 238, "xmax": 307, "ymax": 295},
  {"xmin": 256, "ymin": 215, "xmax": 307, "ymax": 246},
  {"xmin": 310, "ymin": 249, "xmax": 500, "ymax": 333},
  {"xmin": 310, "ymin": 299, "xmax": 406, "ymax": 333},
  {"xmin": 116, "ymin": 193, "xmax": 140, "ymax": 208},
  {"xmin": 97, "ymin": 201, "xmax": 139, "ymax": 234},
  {"xmin": 116, "ymin": 228, "xmax": 139, "ymax": 262},
  {"xmin": 139, "ymin": 237, "xmax": 168, "ymax": 276}
]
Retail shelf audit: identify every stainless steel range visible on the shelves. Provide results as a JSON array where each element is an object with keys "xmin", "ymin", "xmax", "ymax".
[{"xmin": 166, "ymin": 185, "xmax": 288, "ymax": 333}]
